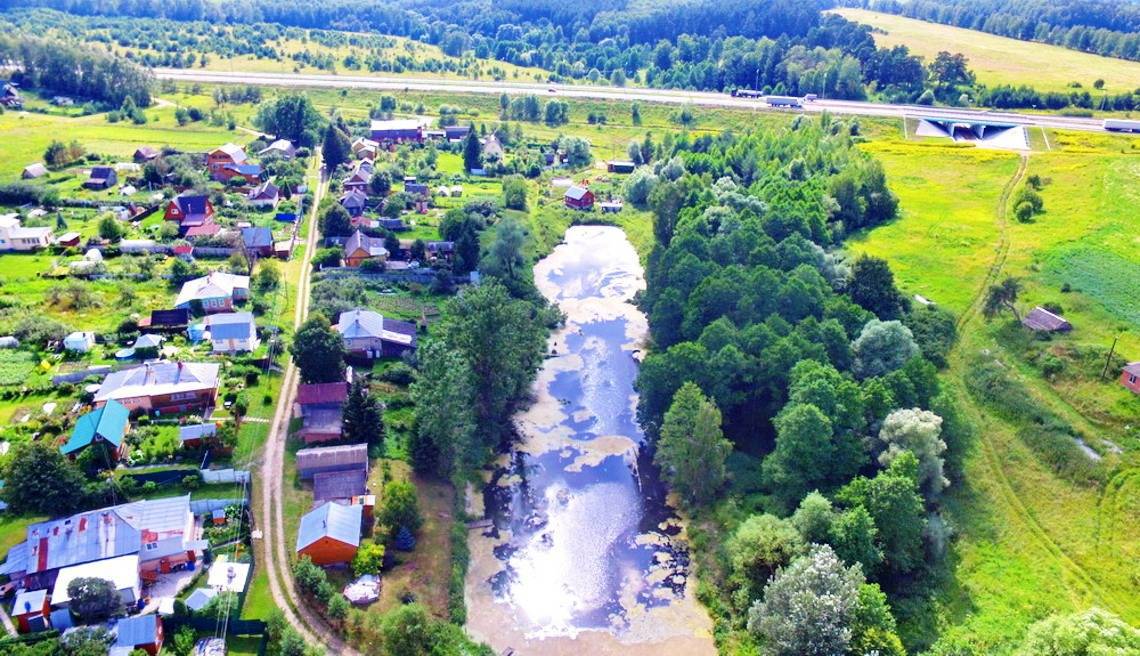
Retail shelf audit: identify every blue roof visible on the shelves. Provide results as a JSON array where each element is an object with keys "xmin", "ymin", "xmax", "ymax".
[
  {"xmin": 116, "ymin": 613, "xmax": 159, "ymax": 647},
  {"xmin": 224, "ymin": 163, "xmax": 263, "ymax": 175},
  {"xmin": 205, "ymin": 312, "xmax": 256, "ymax": 341},
  {"xmin": 62, "ymin": 399, "xmax": 130, "ymax": 455},
  {"xmin": 241, "ymin": 227, "xmax": 273, "ymax": 248},
  {"xmin": 275, "ymin": 213, "xmax": 298, "ymax": 222},
  {"xmin": 185, "ymin": 587, "xmax": 217, "ymax": 612},
  {"xmin": 296, "ymin": 502, "xmax": 362, "ymax": 551}
]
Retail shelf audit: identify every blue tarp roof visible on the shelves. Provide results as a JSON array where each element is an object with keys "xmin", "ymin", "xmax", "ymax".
[
  {"xmin": 50, "ymin": 608, "xmax": 72, "ymax": 630},
  {"xmin": 296, "ymin": 502, "xmax": 362, "ymax": 551},
  {"xmin": 275, "ymin": 213, "xmax": 297, "ymax": 222},
  {"xmin": 62, "ymin": 399, "xmax": 129, "ymax": 455},
  {"xmin": 115, "ymin": 613, "xmax": 159, "ymax": 647}
]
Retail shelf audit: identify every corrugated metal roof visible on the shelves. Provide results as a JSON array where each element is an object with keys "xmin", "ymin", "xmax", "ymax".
[
  {"xmin": 62, "ymin": 399, "xmax": 130, "ymax": 455},
  {"xmin": 296, "ymin": 444, "xmax": 368, "ymax": 473},
  {"xmin": 313, "ymin": 470, "xmax": 367, "ymax": 502},
  {"xmin": 95, "ymin": 362, "xmax": 219, "ymax": 404},
  {"xmin": 185, "ymin": 587, "xmax": 217, "ymax": 611},
  {"xmin": 179, "ymin": 424, "xmax": 217, "ymax": 442},
  {"xmin": 296, "ymin": 382, "xmax": 348, "ymax": 406},
  {"xmin": 296, "ymin": 502, "xmax": 363, "ymax": 551},
  {"xmin": 336, "ymin": 309, "xmax": 414, "ymax": 346},
  {"xmin": 115, "ymin": 613, "xmax": 159, "ymax": 647},
  {"xmin": 204, "ymin": 312, "xmax": 256, "ymax": 341}
]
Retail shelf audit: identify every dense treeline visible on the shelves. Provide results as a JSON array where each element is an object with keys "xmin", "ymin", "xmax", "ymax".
[
  {"xmin": 850, "ymin": 0, "xmax": 1140, "ymax": 62},
  {"xmin": 0, "ymin": 33, "xmax": 153, "ymax": 106},
  {"xmin": 0, "ymin": 0, "xmax": 929, "ymax": 101},
  {"xmin": 634, "ymin": 116, "xmax": 969, "ymax": 652}
]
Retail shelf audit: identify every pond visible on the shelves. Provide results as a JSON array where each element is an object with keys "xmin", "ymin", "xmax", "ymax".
[{"xmin": 464, "ymin": 225, "xmax": 714, "ymax": 655}]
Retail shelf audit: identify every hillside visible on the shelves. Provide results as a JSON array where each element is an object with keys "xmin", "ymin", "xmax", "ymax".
[{"xmin": 832, "ymin": 8, "xmax": 1140, "ymax": 95}]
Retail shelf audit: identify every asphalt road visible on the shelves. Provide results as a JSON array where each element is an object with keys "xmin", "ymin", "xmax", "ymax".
[{"xmin": 154, "ymin": 68, "xmax": 1120, "ymax": 134}]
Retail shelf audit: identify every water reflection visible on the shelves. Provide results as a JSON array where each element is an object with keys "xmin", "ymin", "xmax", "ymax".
[{"xmin": 465, "ymin": 226, "xmax": 714, "ymax": 654}]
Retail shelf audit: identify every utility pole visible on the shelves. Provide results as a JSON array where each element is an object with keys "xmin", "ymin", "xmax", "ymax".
[{"xmin": 1100, "ymin": 335, "xmax": 1118, "ymax": 380}]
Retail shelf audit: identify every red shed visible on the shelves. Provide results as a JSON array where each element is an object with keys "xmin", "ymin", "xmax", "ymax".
[
  {"xmin": 11, "ymin": 589, "xmax": 50, "ymax": 633},
  {"xmin": 1121, "ymin": 362, "xmax": 1140, "ymax": 395},
  {"xmin": 563, "ymin": 185, "xmax": 594, "ymax": 210}
]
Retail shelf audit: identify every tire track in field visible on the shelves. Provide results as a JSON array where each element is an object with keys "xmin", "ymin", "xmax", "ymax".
[
  {"xmin": 955, "ymin": 153, "xmax": 1027, "ymax": 331},
  {"xmin": 950, "ymin": 152, "xmax": 1129, "ymax": 617}
]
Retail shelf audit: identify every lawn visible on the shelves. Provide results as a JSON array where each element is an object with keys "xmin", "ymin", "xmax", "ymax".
[
  {"xmin": 850, "ymin": 133, "xmax": 1140, "ymax": 652},
  {"xmin": 832, "ymin": 8, "xmax": 1140, "ymax": 96}
]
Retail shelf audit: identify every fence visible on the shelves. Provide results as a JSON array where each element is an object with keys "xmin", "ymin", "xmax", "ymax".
[
  {"xmin": 316, "ymin": 266, "xmax": 440, "ymax": 285},
  {"xmin": 202, "ymin": 468, "xmax": 251, "ymax": 485},
  {"xmin": 190, "ymin": 497, "xmax": 248, "ymax": 514},
  {"xmin": 52, "ymin": 365, "xmax": 114, "ymax": 384}
]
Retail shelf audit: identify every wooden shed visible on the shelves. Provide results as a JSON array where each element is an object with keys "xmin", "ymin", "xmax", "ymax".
[
  {"xmin": 295, "ymin": 502, "xmax": 363, "ymax": 566},
  {"xmin": 296, "ymin": 443, "xmax": 369, "ymax": 480}
]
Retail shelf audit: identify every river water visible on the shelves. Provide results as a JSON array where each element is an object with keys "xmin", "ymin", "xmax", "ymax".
[{"xmin": 464, "ymin": 226, "xmax": 715, "ymax": 655}]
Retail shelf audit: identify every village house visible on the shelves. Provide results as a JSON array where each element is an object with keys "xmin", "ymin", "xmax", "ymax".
[
  {"xmin": 339, "ymin": 189, "xmax": 369, "ymax": 218},
  {"xmin": 426, "ymin": 240, "xmax": 455, "ymax": 262},
  {"xmin": 93, "ymin": 361, "xmax": 220, "ymax": 415},
  {"xmin": 175, "ymin": 271, "xmax": 250, "ymax": 313},
  {"xmin": 0, "ymin": 214, "xmax": 53, "ymax": 251},
  {"xmin": 114, "ymin": 613, "xmax": 164, "ymax": 656},
  {"xmin": 258, "ymin": 138, "xmax": 296, "ymax": 159},
  {"xmin": 0, "ymin": 495, "xmax": 202, "ymax": 595},
  {"xmin": 336, "ymin": 308, "xmax": 417, "ymax": 358},
  {"xmin": 370, "ymin": 119, "xmax": 424, "ymax": 144},
  {"xmin": 1022, "ymin": 306, "xmax": 1072, "ymax": 333},
  {"xmin": 22, "ymin": 163, "xmax": 47, "ymax": 179},
  {"xmin": 297, "ymin": 382, "xmax": 348, "ymax": 444},
  {"xmin": 61, "ymin": 399, "xmax": 130, "ymax": 460},
  {"xmin": 133, "ymin": 147, "xmax": 160, "ymax": 162},
  {"xmin": 1121, "ymin": 362, "xmax": 1140, "ymax": 395},
  {"xmin": 481, "ymin": 133, "xmax": 505, "ymax": 161},
  {"xmin": 164, "ymin": 193, "xmax": 219, "ymax": 238},
  {"xmin": 202, "ymin": 312, "xmax": 259, "ymax": 353},
  {"xmin": 564, "ymin": 185, "xmax": 595, "ymax": 210},
  {"xmin": 247, "ymin": 181, "xmax": 281, "ymax": 209},
  {"xmin": 1, "ymin": 82, "xmax": 22, "ymax": 108},
  {"xmin": 241, "ymin": 226, "xmax": 275, "ymax": 257},
  {"xmin": 342, "ymin": 230, "xmax": 389, "ymax": 268},
  {"xmin": 377, "ymin": 217, "xmax": 407, "ymax": 232},
  {"xmin": 351, "ymin": 137, "xmax": 380, "ymax": 160},
  {"xmin": 206, "ymin": 143, "xmax": 248, "ymax": 175},
  {"xmin": 444, "ymin": 125, "xmax": 471, "ymax": 142},
  {"xmin": 297, "ymin": 443, "xmax": 369, "ymax": 480},
  {"xmin": 216, "ymin": 163, "xmax": 266, "ymax": 186},
  {"xmin": 342, "ymin": 162, "xmax": 373, "ymax": 192},
  {"xmin": 83, "ymin": 166, "xmax": 118, "ymax": 190},
  {"xmin": 296, "ymin": 502, "xmax": 363, "ymax": 566}
]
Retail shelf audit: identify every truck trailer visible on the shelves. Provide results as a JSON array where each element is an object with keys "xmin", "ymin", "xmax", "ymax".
[{"xmin": 1103, "ymin": 118, "xmax": 1140, "ymax": 133}]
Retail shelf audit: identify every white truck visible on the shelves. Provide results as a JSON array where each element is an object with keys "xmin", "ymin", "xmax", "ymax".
[
  {"xmin": 1103, "ymin": 118, "xmax": 1140, "ymax": 132},
  {"xmin": 766, "ymin": 95, "xmax": 802, "ymax": 108}
]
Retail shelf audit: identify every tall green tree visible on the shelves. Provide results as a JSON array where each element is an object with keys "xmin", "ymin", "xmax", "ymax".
[
  {"xmin": 1, "ymin": 441, "xmax": 88, "ymax": 515},
  {"xmin": 982, "ymin": 276, "xmax": 1022, "ymax": 322},
  {"xmin": 763, "ymin": 403, "xmax": 865, "ymax": 510},
  {"xmin": 462, "ymin": 126, "xmax": 481, "ymax": 172},
  {"xmin": 837, "ymin": 452, "xmax": 926, "ymax": 576},
  {"xmin": 410, "ymin": 342, "xmax": 477, "ymax": 477},
  {"xmin": 255, "ymin": 93, "xmax": 323, "ymax": 147},
  {"xmin": 377, "ymin": 480, "xmax": 422, "ymax": 533},
  {"xmin": 654, "ymin": 382, "xmax": 732, "ymax": 507},
  {"xmin": 1015, "ymin": 608, "xmax": 1140, "ymax": 656},
  {"xmin": 320, "ymin": 204, "xmax": 353, "ymax": 238},
  {"xmin": 848, "ymin": 256, "xmax": 905, "ymax": 320},
  {"xmin": 480, "ymin": 216, "xmax": 530, "ymax": 297},
  {"xmin": 321, "ymin": 123, "xmax": 352, "ymax": 170},
  {"xmin": 343, "ymin": 376, "xmax": 384, "ymax": 447},
  {"xmin": 290, "ymin": 315, "xmax": 346, "ymax": 383},
  {"xmin": 68, "ymin": 577, "xmax": 121, "ymax": 622}
]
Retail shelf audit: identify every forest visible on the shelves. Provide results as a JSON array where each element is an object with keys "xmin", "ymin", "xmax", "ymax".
[
  {"xmin": 850, "ymin": 0, "xmax": 1140, "ymax": 62},
  {"xmin": 630, "ymin": 116, "xmax": 972, "ymax": 653},
  {"xmin": 0, "ymin": 33, "xmax": 153, "ymax": 106}
]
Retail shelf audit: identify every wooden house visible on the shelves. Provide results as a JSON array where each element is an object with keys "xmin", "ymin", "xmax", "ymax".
[
  {"xmin": 1121, "ymin": 362, "xmax": 1140, "ymax": 395},
  {"xmin": 563, "ymin": 185, "xmax": 595, "ymax": 210},
  {"xmin": 295, "ymin": 502, "xmax": 363, "ymax": 566}
]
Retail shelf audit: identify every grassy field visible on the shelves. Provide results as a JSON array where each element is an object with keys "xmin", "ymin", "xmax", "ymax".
[
  {"xmin": 850, "ymin": 133, "xmax": 1140, "ymax": 651},
  {"xmin": 0, "ymin": 104, "xmax": 237, "ymax": 180},
  {"xmin": 832, "ymin": 8, "xmax": 1140, "ymax": 96}
]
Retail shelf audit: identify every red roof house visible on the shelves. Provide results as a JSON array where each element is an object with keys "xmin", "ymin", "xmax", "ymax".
[
  {"xmin": 207, "ymin": 143, "xmax": 247, "ymax": 175},
  {"xmin": 563, "ymin": 185, "xmax": 594, "ymax": 210}
]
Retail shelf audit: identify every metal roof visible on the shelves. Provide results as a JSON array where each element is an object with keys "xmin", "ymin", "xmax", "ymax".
[
  {"xmin": 115, "ymin": 613, "xmax": 159, "ymax": 647},
  {"xmin": 313, "ymin": 470, "xmax": 367, "ymax": 502},
  {"xmin": 175, "ymin": 272, "xmax": 249, "ymax": 307},
  {"xmin": 179, "ymin": 424, "xmax": 217, "ymax": 442},
  {"xmin": 296, "ymin": 502, "xmax": 363, "ymax": 551},
  {"xmin": 564, "ymin": 185, "xmax": 591, "ymax": 200},
  {"xmin": 52, "ymin": 554, "xmax": 139, "ymax": 604},
  {"xmin": 12, "ymin": 589, "xmax": 47, "ymax": 616},
  {"xmin": 241, "ymin": 226, "xmax": 274, "ymax": 248},
  {"xmin": 95, "ymin": 362, "xmax": 219, "ymax": 404},
  {"xmin": 204, "ymin": 312, "xmax": 256, "ymax": 341},
  {"xmin": 296, "ymin": 382, "xmax": 348, "ymax": 406},
  {"xmin": 336, "ymin": 309, "xmax": 414, "ymax": 345},
  {"xmin": 185, "ymin": 587, "xmax": 217, "ymax": 611},
  {"xmin": 62, "ymin": 399, "xmax": 130, "ymax": 455},
  {"xmin": 296, "ymin": 443, "xmax": 368, "ymax": 473}
]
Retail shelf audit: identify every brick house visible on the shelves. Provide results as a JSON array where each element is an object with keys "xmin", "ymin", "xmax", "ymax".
[{"xmin": 93, "ymin": 362, "xmax": 220, "ymax": 415}]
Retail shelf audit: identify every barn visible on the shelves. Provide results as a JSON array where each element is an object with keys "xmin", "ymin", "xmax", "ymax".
[
  {"xmin": 563, "ymin": 185, "xmax": 594, "ymax": 210},
  {"xmin": 295, "ymin": 502, "xmax": 363, "ymax": 566},
  {"xmin": 296, "ymin": 443, "xmax": 369, "ymax": 480}
]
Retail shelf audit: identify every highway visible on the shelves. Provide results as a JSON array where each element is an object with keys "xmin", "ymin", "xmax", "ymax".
[{"xmin": 153, "ymin": 68, "xmax": 1118, "ymax": 134}]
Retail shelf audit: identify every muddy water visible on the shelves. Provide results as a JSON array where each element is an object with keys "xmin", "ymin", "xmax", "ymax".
[{"xmin": 465, "ymin": 226, "xmax": 715, "ymax": 655}]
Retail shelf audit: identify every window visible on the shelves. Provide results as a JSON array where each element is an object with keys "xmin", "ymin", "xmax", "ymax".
[
  {"xmin": 1129, "ymin": 374, "xmax": 1137, "ymax": 384},
  {"xmin": 144, "ymin": 542, "xmax": 159, "ymax": 551}
]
